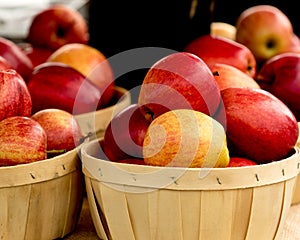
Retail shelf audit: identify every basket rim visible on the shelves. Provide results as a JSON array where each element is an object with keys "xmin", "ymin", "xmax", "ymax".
[
  {"xmin": 0, "ymin": 145, "xmax": 81, "ymax": 188},
  {"xmin": 81, "ymin": 138, "xmax": 300, "ymax": 191},
  {"xmin": 74, "ymin": 86, "xmax": 131, "ymax": 119},
  {"xmin": 74, "ymin": 86, "xmax": 131, "ymax": 135}
]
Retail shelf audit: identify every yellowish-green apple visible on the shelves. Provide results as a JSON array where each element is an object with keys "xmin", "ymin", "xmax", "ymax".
[
  {"xmin": 210, "ymin": 22, "xmax": 237, "ymax": 41},
  {"xmin": 143, "ymin": 109, "xmax": 230, "ymax": 168}
]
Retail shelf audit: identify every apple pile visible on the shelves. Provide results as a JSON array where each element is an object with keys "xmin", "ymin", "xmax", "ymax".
[
  {"xmin": 207, "ymin": 5, "xmax": 300, "ymax": 123},
  {"xmin": 0, "ymin": 68, "xmax": 83, "ymax": 166},
  {"xmin": 101, "ymin": 49, "xmax": 299, "ymax": 168},
  {"xmin": 0, "ymin": 5, "xmax": 122, "ymax": 167}
]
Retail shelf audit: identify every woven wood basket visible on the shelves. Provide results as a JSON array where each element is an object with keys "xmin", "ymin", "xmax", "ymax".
[
  {"xmin": 0, "ymin": 146, "xmax": 84, "ymax": 240},
  {"xmin": 291, "ymin": 123, "xmax": 300, "ymax": 205},
  {"xmin": 81, "ymin": 138, "xmax": 300, "ymax": 240},
  {"xmin": 74, "ymin": 86, "xmax": 131, "ymax": 138}
]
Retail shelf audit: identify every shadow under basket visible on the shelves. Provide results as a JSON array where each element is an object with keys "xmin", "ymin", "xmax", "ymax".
[
  {"xmin": 81, "ymin": 138, "xmax": 300, "ymax": 240},
  {"xmin": 74, "ymin": 86, "xmax": 131, "ymax": 138},
  {"xmin": 0, "ymin": 146, "xmax": 84, "ymax": 240}
]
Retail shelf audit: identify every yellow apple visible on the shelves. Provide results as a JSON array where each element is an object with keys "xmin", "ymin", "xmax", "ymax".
[
  {"xmin": 47, "ymin": 43, "xmax": 115, "ymax": 107},
  {"xmin": 210, "ymin": 22, "xmax": 237, "ymax": 41},
  {"xmin": 143, "ymin": 109, "xmax": 229, "ymax": 168},
  {"xmin": 236, "ymin": 5, "xmax": 294, "ymax": 63}
]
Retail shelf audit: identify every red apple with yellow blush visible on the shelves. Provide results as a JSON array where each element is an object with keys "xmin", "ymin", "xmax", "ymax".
[
  {"xmin": 236, "ymin": 5, "xmax": 294, "ymax": 63},
  {"xmin": 138, "ymin": 51, "xmax": 222, "ymax": 121}
]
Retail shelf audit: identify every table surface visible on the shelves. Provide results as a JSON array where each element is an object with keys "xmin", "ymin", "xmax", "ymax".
[{"xmin": 65, "ymin": 197, "xmax": 300, "ymax": 240}]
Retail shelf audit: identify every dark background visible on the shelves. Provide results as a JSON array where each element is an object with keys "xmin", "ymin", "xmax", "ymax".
[{"xmin": 88, "ymin": 0, "xmax": 300, "ymax": 93}]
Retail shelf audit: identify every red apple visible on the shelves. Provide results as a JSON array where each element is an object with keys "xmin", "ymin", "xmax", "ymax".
[
  {"xmin": 18, "ymin": 42, "xmax": 54, "ymax": 68},
  {"xmin": 47, "ymin": 43, "xmax": 115, "ymax": 107},
  {"xmin": 184, "ymin": 34, "xmax": 257, "ymax": 78},
  {"xmin": 227, "ymin": 157, "xmax": 258, "ymax": 167},
  {"xmin": 210, "ymin": 63, "xmax": 260, "ymax": 91},
  {"xmin": 0, "ymin": 36, "xmax": 33, "ymax": 81},
  {"xmin": 256, "ymin": 52, "xmax": 300, "ymax": 121},
  {"xmin": 103, "ymin": 103, "xmax": 150, "ymax": 161},
  {"xmin": 0, "ymin": 69, "xmax": 32, "ymax": 122},
  {"xmin": 31, "ymin": 108, "xmax": 83, "ymax": 158},
  {"xmin": 221, "ymin": 87, "xmax": 299, "ymax": 164},
  {"xmin": 235, "ymin": 5, "xmax": 294, "ymax": 63},
  {"xmin": 26, "ymin": 4, "xmax": 89, "ymax": 51},
  {"xmin": 26, "ymin": 62, "xmax": 102, "ymax": 115},
  {"xmin": 287, "ymin": 34, "xmax": 300, "ymax": 53},
  {"xmin": 138, "ymin": 52, "xmax": 222, "ymax": 120},
  {"xmin": 0, "ymin": 116, "xmax": 47, "ymax": 166}
]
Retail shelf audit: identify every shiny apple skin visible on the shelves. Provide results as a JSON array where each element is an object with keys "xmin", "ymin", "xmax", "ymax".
[
  {"xmin": 27, "ymin": 62, "xmax": 102, "ymax": 115},
  {"xmin": 221, "ymin": 87, "xmax": 298, "ymax": 164},
  {"xmin": 0, "ymin": 116, "xmax": 47, "ymax": 166},
  {"xmin": 0, "ymin": 69, "xmax": 32, "ymax": 122}
]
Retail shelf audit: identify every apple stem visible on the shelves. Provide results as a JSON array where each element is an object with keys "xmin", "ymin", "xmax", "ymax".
[
  {"xmin": 212, "ymin": 71, "xmax": 220, "ymax": 76},
  {"xmin": 80, "ymin": 132, "xmax": 93, "ymax": 144}
]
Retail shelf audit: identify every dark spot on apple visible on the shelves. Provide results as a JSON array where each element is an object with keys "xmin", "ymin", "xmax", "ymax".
[
  {"xmin": 212, "ymin": 71, "xmax": 219, "ymax": 76},
  {"xmin": 56, "ymin": 27, "xmax": 65, "ymax": 38},
  {"xmin": 266, "ymin": 39, "xmax": 276, "ymax": 49},
  {"xmin": 246, "ymin": 65, "xmax": 253, "ymax": 73}
]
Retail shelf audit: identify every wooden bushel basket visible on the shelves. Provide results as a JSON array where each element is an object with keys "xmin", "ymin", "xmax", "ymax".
[
  {"xmin": 291, "ymin": 122, "xmax": 300, "ymax": 205},
  {"xmin": 74, "ymin": 86, "xmax": 131, "ymax": 138},
  {"xmin": 81, "ymin": 138, "xmax": 300, "ymax": 240},
  {"xmin": 0, "ymin": 146, "xmax": 84, "ymax": 240}
]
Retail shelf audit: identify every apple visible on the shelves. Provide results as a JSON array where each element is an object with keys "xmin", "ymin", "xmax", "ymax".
[
  {"xmin": 26, "ymin": 62, "xmax": 102, "ymax": 115},
  {"xmin": 220, "ymin": 87, "xmax": 299, "ymax": 164},
  {"xmin": 210, "ymin": 22, "xmax": 237, "ymax": 41},
  {"xmin": 18, "ymin": 42, "xmax": 54, "ymax": 68},
  {"xmin": 143, "ymin": 109, "xmax": 230, "ymax": 168},
  {"xmin": 210, "ymin": 63, "xmax": 260, "ymax": 91},
  {"xmin": 0, "ymin": 37, "xmax": 33, "ymax": 81},
  {"xmin": 103, "ymin": 103, "xmax": 150, "ymax": 161},
  {"xmin": 227, "ymin": 157, "xmax": 258, "ymax": 167},
  {"xmin": 255, "ymin": 52, "xmax": 300, "ymax": 121},
  {"xmin": 47, "ymin": 43, "xmax": 115, "ymax": 107},
  {"xmin": 287, "ymin": 33, "xmax": 300, "ymax": 53},
  {"xmin": 235, "ymin": 5, "xmax": 294, "ymax": 63},
  {"xmin": 0, "ymin": 69, "xmax": 32, "ymax": 122},
  {"xmin": 0, "ymin": 116, "xmax": 47, "ymax": 166},
  {"xmin": 31, "ymin": 108, "xmax": 83, "ymax": 158},
  {"xmin": 26, "ymin": 4, "xmax": 89, "ymax": 51},
  {"xmin": 138, "ymin": 52, "xmax": 222, "ymax": 121},
  {"xmin": 184, "ymin": 34, "xmax": 257, "ymax": 78}
]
